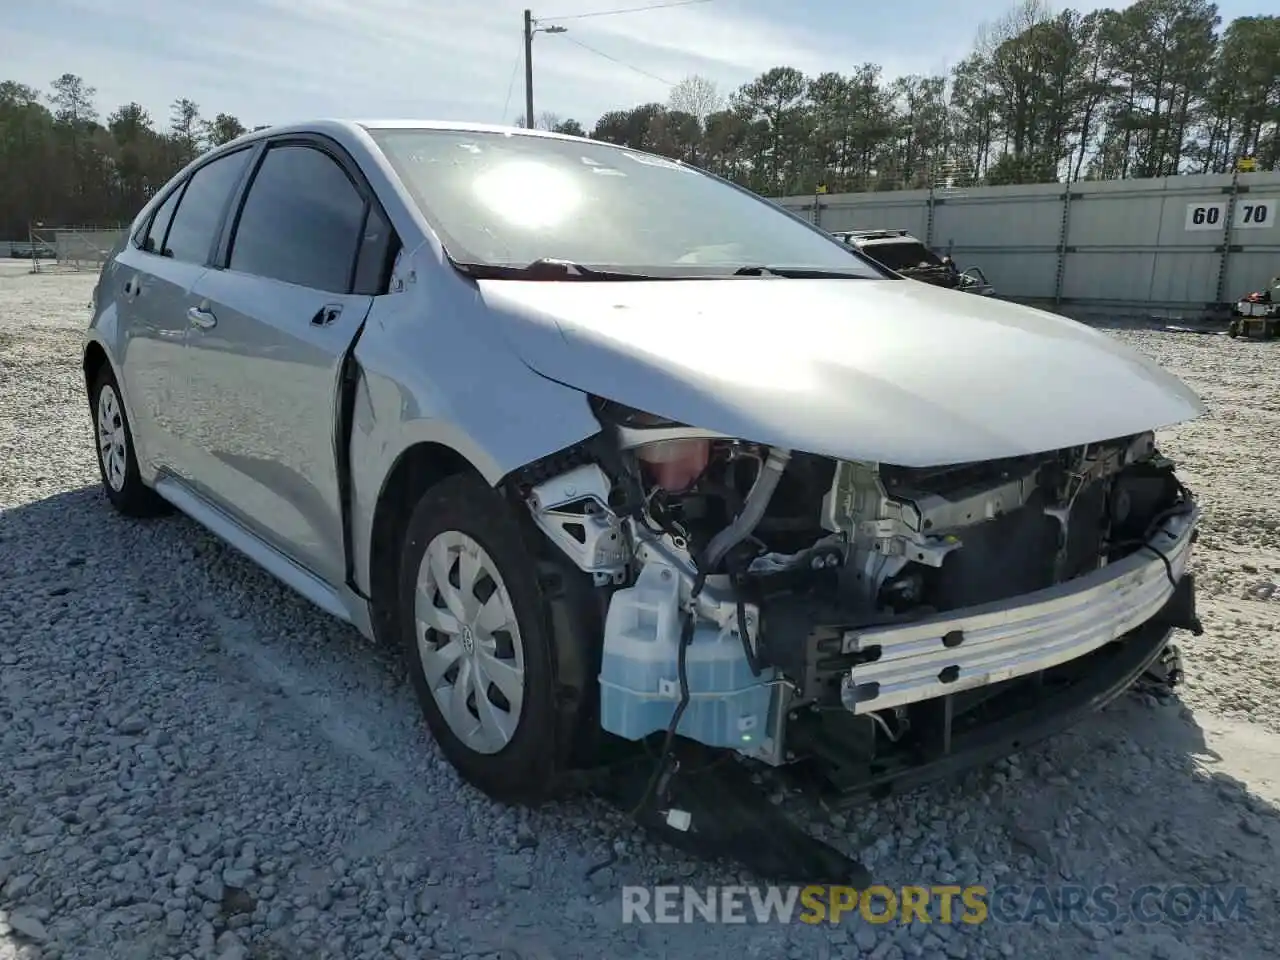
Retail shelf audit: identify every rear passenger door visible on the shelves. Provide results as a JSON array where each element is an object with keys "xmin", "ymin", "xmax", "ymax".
[
  {"xmin": 177, "ymin": 137, "xmax": 397, "ymax": 588},
  {"xmin": 110, "ymin": 147, "xmax": 254, "ymax": 473}
]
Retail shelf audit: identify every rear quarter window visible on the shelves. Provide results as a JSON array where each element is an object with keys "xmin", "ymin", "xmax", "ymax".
[{"xmin": 138, "ymin": 185, "xmax": 185, "ymax": 254}]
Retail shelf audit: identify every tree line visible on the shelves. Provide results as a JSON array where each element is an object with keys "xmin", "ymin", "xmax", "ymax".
[
  {"xmin": 0, "ymin": 75, "xmax": 250, "ymax": 240},
  {"xmin": 557, "ymin": 0, "xmax": 1278, "ymax": 196},
  {"xmin": 2, "ymin": 0, "xmax": 1277, "ymax": 238}
]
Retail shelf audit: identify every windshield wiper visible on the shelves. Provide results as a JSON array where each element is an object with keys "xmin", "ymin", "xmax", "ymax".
[
  {"xmin": 452, "ymin": 258, "xmax": 662, "ymax": 281},
  {"xmin": 731, "ymin": 265, "xmax": 871, "ymax": 279},
  {"xmin": 452, "ymin": 259, "xmax": 872, "ymax": 281}
]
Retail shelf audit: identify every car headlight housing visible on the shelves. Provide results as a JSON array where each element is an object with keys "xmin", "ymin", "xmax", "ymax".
[{"xmin": 589, "ymin": 395, "xmax": 716, "ymax": 492}]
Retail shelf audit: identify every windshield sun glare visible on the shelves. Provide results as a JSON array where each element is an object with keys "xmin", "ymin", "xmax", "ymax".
[
  {"xmin": 368, "ymin": 127, "xmax": 887, "ymax": 279},
  {"xmin": 474, "ymin": 159, "xmax": 583, "ymax": 231}
]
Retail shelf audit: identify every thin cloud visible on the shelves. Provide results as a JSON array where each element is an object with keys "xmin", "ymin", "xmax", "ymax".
[
  {"xmin": 580, "ymin": 3, "xmax": 837, "ymax": 76},
  {"xmin": 11, "ymin": 0, "xmax": 1000, "ymax": 129}
]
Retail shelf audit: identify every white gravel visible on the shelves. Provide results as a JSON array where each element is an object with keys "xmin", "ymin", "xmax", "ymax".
[{"xmin": 2, "ymin": 260, "xmax": 1278, "ymax": 960}]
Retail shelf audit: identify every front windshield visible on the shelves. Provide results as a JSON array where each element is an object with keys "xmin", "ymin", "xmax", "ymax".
[
  {"xmin": 367, "ymin": 127, "xmax": 885, "ymax": 278},
  {"xmin": 861, "ymin": 240, "xmax": 944, "ymax": 272}
]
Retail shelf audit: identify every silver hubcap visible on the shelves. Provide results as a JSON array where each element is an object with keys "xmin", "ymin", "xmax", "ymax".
[
  {"xmin": 97, "ymin": 384, "xmax": 128, "ymax": 492},
  {"xmin": 415, "ymin": 531, "xmax": 526, "ymax": 755}
]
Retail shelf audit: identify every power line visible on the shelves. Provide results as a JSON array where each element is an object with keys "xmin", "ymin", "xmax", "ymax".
[
  {"xmin": 560, "ymin": 33, "xmax": 673, "ymax": 85},
  {"xmin": 539, "ymin": 0, "xmax": 713, "ymax": 23},
  {"xmin": 500, "ymin": 33, "xmax": 523, "ymax": 123}
]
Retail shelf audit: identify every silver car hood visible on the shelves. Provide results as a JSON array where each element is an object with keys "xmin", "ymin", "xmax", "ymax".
[{"xmin": 477, "ymin": 277, "xmax": 1205, "ymax": 467}]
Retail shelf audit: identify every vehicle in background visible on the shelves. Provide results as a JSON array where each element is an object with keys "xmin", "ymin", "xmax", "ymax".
[
  {"xmin": 83, "ymin": 121, "xmax": 1204, "ymax": 851},
  {"xmin": 831, "ymin": 229, "xmax": 995, "ymax": 296},
  {"xmin": 1227, "ymin": 276, "xmax": 1278, "ymax": 340}
]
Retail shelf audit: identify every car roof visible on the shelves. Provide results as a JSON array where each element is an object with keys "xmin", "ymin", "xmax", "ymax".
[
  {"xmin": 835, "ymin": 229, "xmax": 922, "ymax": 245},
  {"xmin": 219, "ymin": 118, "xmax": 605, "ymax": 151},
  {"xmin": 860, "ymin": 236, "xmax": 924, "ymax": 246}
]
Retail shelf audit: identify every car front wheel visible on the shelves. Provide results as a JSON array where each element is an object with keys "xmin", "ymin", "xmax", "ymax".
[
  {"xmin": 397, "ymin": 474, "xmax": 567, "ymax": 803},
  {"xmin": 90, "ymin": 366, "xmax": 169, "ymax": 518}
]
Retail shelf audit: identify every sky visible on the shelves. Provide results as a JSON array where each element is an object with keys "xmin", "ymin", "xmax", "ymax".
[{"xmin": 2, "ymin": 0, "xmax": 1263, "ymax": 132}]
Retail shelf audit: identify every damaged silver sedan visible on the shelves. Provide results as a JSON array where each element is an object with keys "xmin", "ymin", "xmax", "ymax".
[{"xmin": 84, "ymin": 120, "xmax": 1204, "ymax": 873}]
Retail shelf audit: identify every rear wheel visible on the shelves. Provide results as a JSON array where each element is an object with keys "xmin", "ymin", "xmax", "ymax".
[
  {"xmin": 397, "ymin": 474, "xmax": 569, "ymax": 802},
  {"xmin": 90, "ymin": 366, "xmax": 169, "ymax": 518}
]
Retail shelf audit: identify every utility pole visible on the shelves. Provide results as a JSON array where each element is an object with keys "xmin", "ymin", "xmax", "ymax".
[
  {"xmin": 521, "ymin": 11, "xmax": 564, "ymax": 130},
  {"xmin": 523, "ymin": 9, "xmax": 535, "ymax": 129}
]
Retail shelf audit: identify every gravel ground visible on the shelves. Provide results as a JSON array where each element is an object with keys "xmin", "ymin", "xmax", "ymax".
[{"xmin": 2, "ymin": 260, "xmax": 1278, "ymax": 960}]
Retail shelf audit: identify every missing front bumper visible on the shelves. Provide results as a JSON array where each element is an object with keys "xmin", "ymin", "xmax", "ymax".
[
  {"xmin": 789, "ymin": 618, "xmax": 1184, "ymax": 806},
  {"xmin": 837, "ymin": 507, "xmax": 1199, "ymax": 714}
]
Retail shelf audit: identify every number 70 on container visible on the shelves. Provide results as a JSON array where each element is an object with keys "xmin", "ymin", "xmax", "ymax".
[{"xmin": 1185, "ymin": 200, "xmax": 1273, "ymax": 230}]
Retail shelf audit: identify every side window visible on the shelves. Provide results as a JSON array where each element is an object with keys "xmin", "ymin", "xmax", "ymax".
[
  {"xmin": 140, "ymin": 185, "xmax": 184, "ymax": 254},
  {"xmin": 228, "ymin": 145, "xmax": 367, "ymax": 293},
  {"xmin": 163, "ymin": 148, "xmax": 252, "ymax": 265}
]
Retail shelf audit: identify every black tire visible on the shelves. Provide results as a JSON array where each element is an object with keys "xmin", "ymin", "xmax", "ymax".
[
  {"xmin": 397, "ymin": 473, "xmax": 572, "ymax": 803},
  {"xmin": 89, "ymin": 365, "xmax": 170, "ymax": 518}
]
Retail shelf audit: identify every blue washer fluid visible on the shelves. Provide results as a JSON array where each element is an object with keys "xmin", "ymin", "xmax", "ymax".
[{"xmin": 598, "ymin": 560, "xmax": 776, "ymax": 750}]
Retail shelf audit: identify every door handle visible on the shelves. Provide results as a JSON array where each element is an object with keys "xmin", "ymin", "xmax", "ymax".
[
  {"xmin": 187, "ymin": 305, "xmax": 217, "ymax": 329},
  {"xmin": 310, "ymin": 303, "xmax": 343, "ymax": 327}
]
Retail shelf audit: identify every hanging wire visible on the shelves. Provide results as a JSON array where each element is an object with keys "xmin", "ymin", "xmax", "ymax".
[
  {"xmin": 559, "ymin": 33, "xmax": 674, "ymax": 85},
  {"xmin": 538, "ymin": 0, "xmax": 714, "ymax": 23},
  {"xmin": 500, "ymin": 34, "xmax": 524, "ymax": 122}
]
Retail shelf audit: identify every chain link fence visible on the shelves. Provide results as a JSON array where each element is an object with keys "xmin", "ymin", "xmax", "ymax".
[{"xmin": 9, "ymin": 224, "xmax": 127, "ymax": 273}]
